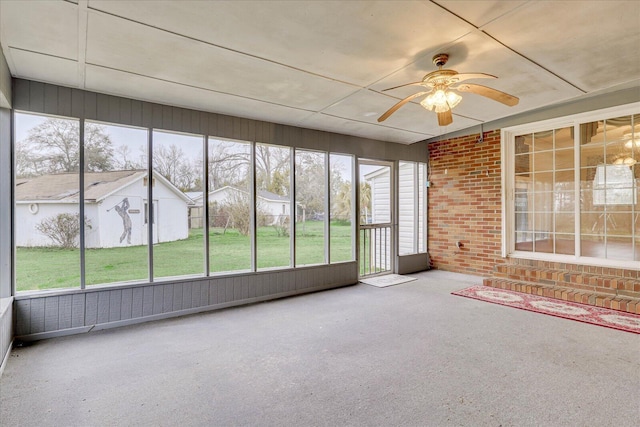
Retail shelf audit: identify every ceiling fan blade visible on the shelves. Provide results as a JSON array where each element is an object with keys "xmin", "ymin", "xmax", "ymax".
[
  {"xmin": 454, "ymin": 83, "xmax": 519, "ymax": 106},
  {"xmin": 437, "ymin": 109, "xmax": 453, "ymax": 126},
  {"xmin": 454, "ymin": 73, "xmax": 497, "ymax": 82},
  {"xmin": 381, "ymin": 81, "xmax": 423, "ymax": 92},
  {"xmin": 377, "ymin": 91, "xmax": 430, "ymax": 122}
]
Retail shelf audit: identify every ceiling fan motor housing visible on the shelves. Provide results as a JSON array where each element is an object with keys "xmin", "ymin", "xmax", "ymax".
[{"xmin": 432, "ymin": 53, "xmax": 449, "ymax": 68}]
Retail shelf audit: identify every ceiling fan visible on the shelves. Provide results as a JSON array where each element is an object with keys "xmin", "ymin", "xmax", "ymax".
[{"xmin": 377, "ymin": 53, "xmax": 519, "ymax": 126}]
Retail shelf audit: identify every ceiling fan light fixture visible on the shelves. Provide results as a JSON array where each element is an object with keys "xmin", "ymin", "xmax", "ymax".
[
  {"xmin": 420, "ymin": 89, "xmax": 461, "ymax": 113},
  {"xmin": 614, "ymin": 156, "xmax": 637, "ymax": 166}
]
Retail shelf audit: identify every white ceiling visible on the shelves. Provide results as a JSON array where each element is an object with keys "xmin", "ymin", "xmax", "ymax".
[{"xmin": 1, "ymin": 0, "xmax": 639, "ymax": 144}]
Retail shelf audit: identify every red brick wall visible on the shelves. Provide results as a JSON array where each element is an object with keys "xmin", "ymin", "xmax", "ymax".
[{"xmin": 427, "ymin": 129, "xmax": 502, "ymax": 276}]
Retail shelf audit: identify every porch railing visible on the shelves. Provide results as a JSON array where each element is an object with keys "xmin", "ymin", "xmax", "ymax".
[{"xmin": 359, "ymin": 223, "xmax": 392, "ymax": 277}]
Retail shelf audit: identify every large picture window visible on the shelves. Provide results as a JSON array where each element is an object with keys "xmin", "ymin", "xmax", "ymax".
[
  {"xmin": 504, "ymin": 104, "xmax": 640, "ymax": 267},
  {"xmin": 13, "ymin": 113, "xmax": 359, "ymax": 292}
]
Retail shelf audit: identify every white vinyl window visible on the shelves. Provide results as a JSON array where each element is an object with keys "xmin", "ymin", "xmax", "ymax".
[{"xmin": 503, "ymin": 103, "xmax": 640, "ymax": 268}]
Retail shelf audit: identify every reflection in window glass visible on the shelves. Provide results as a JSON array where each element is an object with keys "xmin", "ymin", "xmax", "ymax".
[
  {"xmin": 152, "ymin": 130, "xmax": 205, "ymax": 278},
  {"xmin": 208, "ymin": 138, "xmax": 252, "ymax": 273},
  {"xmin": 84, "ymin": 122, "xmax": 149, "ymax": 286},
  {"xmin": 295, "ymin": 150, "xmax": 326, "ymax": 266},
  {"xmin": 329, "ymin": 154, "xmax": 354, "ymax": 263},
  {"xmin": 14, "ymin": 113, "xmax": 81, "ymax": 291},
  {"xmin": 256, "ymin": 144, "xmax": 291, "ymax": 269},
  {"xmin": 514, "ymin": 127, "xmax": 576, "ymax": 255},
  {"xmin": 581, "ymin": 115, "xmax": 637, "ymax": 260}
]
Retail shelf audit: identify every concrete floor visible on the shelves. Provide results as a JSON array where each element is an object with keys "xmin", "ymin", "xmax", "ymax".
[{"xmin": 1, "ymin": 270, "xmax": 639, "ymax": 426}]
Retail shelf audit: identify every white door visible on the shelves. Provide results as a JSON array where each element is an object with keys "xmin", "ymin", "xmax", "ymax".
[{"xmin": 358, "ymin": 160, "xmax": 394, "ymax": 277}]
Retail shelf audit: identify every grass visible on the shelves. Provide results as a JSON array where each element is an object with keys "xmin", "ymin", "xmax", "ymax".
[{"xmin": 16, "ymin": 221, "xmax": 353, "ymax": 291}]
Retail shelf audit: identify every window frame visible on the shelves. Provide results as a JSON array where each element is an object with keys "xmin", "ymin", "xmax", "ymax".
[{"xmin": 502, "ymin": 102, "xmax": 640, "ymax": 269}]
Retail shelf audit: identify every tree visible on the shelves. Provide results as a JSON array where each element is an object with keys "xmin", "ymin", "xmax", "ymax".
[
  {"xmin": 35, "ymin": 213, "xmax": 91, "ymax": 249},
  {"xmin": 153, "ymin": 144, "xmax": 202, "ymax": 192},
  {"xmin": 295, "ymin": 151, "xmax": 325, "ymax": 216},
  {"xmin": 17, "ymin": 119, "xmax": 114, "ymax": 177},
  {"xmin": 208, "ymin": 141, "xmax": 250, "ymax": 189},
  {"xmin": 255, "ymin": 145, "xmax": 290, "ymax": 196},
  {"xmin": 221, "ymin": 190, "xmax": 269, "ymax": 236}
]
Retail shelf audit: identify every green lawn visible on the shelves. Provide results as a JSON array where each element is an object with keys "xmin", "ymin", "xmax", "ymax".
[{"xmin": 16, "ymin": 221, "xmax": 353, "ymax": 291}]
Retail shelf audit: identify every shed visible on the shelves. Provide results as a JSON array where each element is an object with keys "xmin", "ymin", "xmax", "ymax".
[{"xmin": 15, "ymin": 170, "xmax": 192, "ymax": 248}]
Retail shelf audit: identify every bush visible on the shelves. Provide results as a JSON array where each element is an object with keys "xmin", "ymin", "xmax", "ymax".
[
  {"xmin": 221, "ymin": 191, "xmax": 270, "ymax": 236},
  {"xmin": 35, "ymin": 213, "xmax": 91, "ymax": 248}
]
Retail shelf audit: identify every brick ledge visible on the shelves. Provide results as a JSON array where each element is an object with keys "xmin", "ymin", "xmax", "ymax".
[{"xmin": 483, "ymin": 278, "xmax": 640, "ymax": 315}]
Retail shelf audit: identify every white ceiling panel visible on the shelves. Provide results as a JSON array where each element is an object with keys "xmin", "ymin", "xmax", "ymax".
[
  {"xmin": 301, "ymin": 113, "xmax": 430, "ymax": 145},
  {"xmin": 88, "ymin": 0, "xmax": 475, "ymax": 87},
  {"xmin": 85, "ymin": 65, "xmax": 315, "ymax": 126},
  {"xmin": 1, "ymin": 1, "xmax": 639, "ymax": 145},
  {"xmin": 434, "ymin": 1, "xmax": 528, "ymax": 27},
  {"xmin": 85, "ymin": 11, "xmax": 359, "ymax": 110},
  {"xmin": 0, "ymin": 0, "xmax": 78, "ymax": 60},
  {"xmin": 483, "ymin": 1, "xmax": 640, "ymax": 91},
  {"xmin": 9, "ymin": 49, "xmax": 79, "ymax": 88}
]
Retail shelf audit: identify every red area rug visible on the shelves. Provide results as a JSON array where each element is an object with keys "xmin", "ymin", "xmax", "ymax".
[{"xmin": 452, "ymin": 285, "xmax": 640, "ymax": 334}]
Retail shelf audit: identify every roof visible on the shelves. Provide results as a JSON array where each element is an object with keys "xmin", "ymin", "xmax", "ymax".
[
  {"xmin": 208, "ymin": 186, "xmax": 291, "ymax": 203},
  {"xmin": 15, "ymin": 170, "xmax": 192, "ymax": 203}
]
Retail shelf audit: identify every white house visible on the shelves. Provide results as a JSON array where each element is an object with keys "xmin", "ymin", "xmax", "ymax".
[
  {"xmin": 189, "ymin": 186, "xmax": 293, "ymax": 228},
  {"xmin": 15, "ymin": 170, "xmax": 192, "ymax": 248}
]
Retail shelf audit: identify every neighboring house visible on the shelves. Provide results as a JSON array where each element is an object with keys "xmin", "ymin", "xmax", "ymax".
[
  {"xmin": 188, "ymin": 186, "xmax": 293, "ymax": 228},
  {"xmin": 15, "ymin": 170, "xmax": 192, "ymax": 248}
]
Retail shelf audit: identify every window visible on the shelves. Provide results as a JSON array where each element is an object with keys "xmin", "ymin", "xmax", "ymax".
[
  {"xmin": 207, "ymin": 137, "xmax": 252, "ymax": 273},
  {"xmin": 504, "ymin": 104, "xmax": 640, "ymax": 266},
  {"xmin": 329, "ymin": 154, "xmax": 355, "ymax": 263},
  {"xmin": 295, "ymin": 150, "xmax": 327, "ymax": 266},
  {"xmin": 151, "ymin": 130, "xmax": 205, "ymax": 279},
  {"xmin": 14, "ymin": 113, "xmax": 81, "ymax": 291},
  {"xmin": 255, "ymin": 143, "xmax": 291, "ymax": 269},
  {"xmin": 13, "ymin": 113, "xmax": 359, "ymax": 293},
  {"xmin": 84, "ymin": 121, "xmax": 149, "ymax": 286}
]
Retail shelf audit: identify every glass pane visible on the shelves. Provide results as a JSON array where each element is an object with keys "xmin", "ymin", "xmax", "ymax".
[
  {"xmin": 555, "ymin": 234, "xmax": 575, "ymax": 255},
  {"xmin": 554, "ymin": 190, "xmax": 574, "ymax": 212},
  {"xmin": 534, "ymin": 172, "xmax": 553, "ymax": 192},
  {"xmin": 534, "ymin": 191, "xmax": 553, "ymax": 212},
  {"xmin": 360, "ymin": 164, "xmax": 391, "ymax": 224},
  {"xmin": 555, "ymin": 127, "xmax": 573, "ymax": 149},
  {"xmin": 256, "ymin": 144, "xmax": 291, "ymax": 269},
  {"xmin": 555, "ymin": 148, "xmax": 574, "ymax": 171},
  {"xmin": 533, "ymin": 130, "xmax": 554, "ymax": 151},
  {"xmin": 84, "ymin": 122, "xmax": 149, "ymax": 286},
  {"xmin": 533, "ymin": 151, "xmax": 554, "ymax": 172},
  {"xmin": 581, "ymin": 144, "xmax": 604, "ymax": 168},
  {"xmin": 514, "ymin": 209, "xmax": 531, "ymax": 233},
  {"xmin": 515, "ymin": 153, "xmax": 531, "ymax": 175},
  {"xmin": 581, "ymin": 234, "xmax": 605, "ymax": 258},
  {"xmin": 606, "ymin": 236, "xmax": 634, "ymax": 261},
  {"xmin": 152, "ymin": 130, "xmax": 204, "ymax": 279},
  {"xmin": 515, "ymin": 134, "xmax": 531, "ymax": 154},
  {"xmin": 295, "ymin": 150, "xmax": 326, "ymax": 266},
  {"xmin": 14, "ymin": 113, "xmax": 80, "ymax": 291},
  {"xmin": 608, "ymin": 213, "xmax": 633, "ymax": 236},
  {"xmin": 330, "ymin": 154, "xmax": 354, "ymax": 263},
  {"xmin": 515, "ymin": 232, "xmax": 533, "ymax": 251},
  {"xmin": 555, "ymin": 213, "xmax": 575, "ymax": 233},
  {"xmin": 398, "ymin": 161, "xmax": 416, "ymax": 255},
  {"xmin": 208, "ymin": 138, "xmax": 251, "ymax": 273}
]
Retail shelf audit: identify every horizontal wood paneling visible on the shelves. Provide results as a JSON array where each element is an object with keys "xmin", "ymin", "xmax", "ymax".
[{"xmin": 14, "ymin": 263, "xmax": 358, "ymax": 339}]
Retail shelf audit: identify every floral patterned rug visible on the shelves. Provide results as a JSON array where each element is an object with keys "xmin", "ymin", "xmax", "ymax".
[{"xmin": 452, "ymin": 285, "xmax": 640, "ymax": 334}]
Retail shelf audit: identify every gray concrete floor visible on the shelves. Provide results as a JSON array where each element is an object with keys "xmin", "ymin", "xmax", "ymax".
[{"xmin": 1, "ymin": 270, "xmax": 639, "ymax": 427}]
